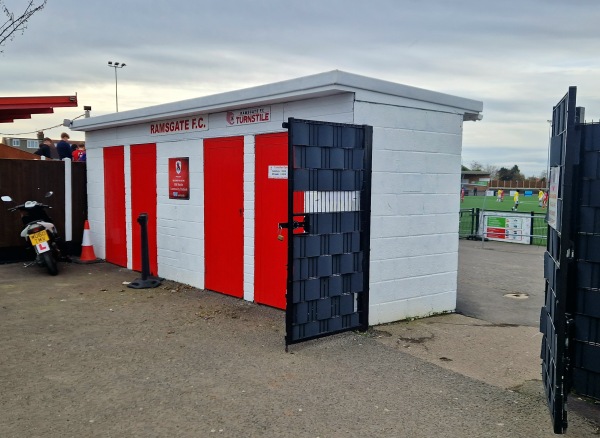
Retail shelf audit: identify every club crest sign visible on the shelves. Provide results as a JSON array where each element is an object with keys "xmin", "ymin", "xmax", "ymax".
[{"xmin": 168, "ymin": 157, "xmax": 189, "ymax": 199}]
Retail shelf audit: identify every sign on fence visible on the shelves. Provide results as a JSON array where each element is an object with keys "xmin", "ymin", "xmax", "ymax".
[
  {"xmin": 480, "ymin": 211, "xmax": 532, "ymax": 245},
  {"xmin": 547, "ymin": 167, "xmax": 559, "ymax": 230}
]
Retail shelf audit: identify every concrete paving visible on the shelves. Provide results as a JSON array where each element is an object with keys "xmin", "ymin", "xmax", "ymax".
[
  {"xmin": 457, "ymin": 239, "xmax": 545, "ymax": 327},
  {"xmin": 0, "ymin": 240, "xmax": 599, "ymax": 437}
]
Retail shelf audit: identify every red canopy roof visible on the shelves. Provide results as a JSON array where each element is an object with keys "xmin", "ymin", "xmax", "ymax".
[{"xmin": 0, "ymin": 95, "xmax": 78, "ymax": 123}]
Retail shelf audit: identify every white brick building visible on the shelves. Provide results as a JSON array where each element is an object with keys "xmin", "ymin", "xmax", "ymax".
[{"xmin": 72, "ymin": 70, "xmax": 482, "ymax": 326}]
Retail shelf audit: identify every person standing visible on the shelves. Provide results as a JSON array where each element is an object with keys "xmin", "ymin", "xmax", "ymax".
[
  {"xmin": 43, "ymin": 137, "xmax": 59, "ymax": 159},
  {"xmin": 497, "ymin": 188, "xmax": 504, "ymax": 202},
  {"xmin": 33, "ymin": 141, "xmax": 52, "ymax": 158},
  {"xmin": 56, "ymin": 132, "xmax": 72, "ymax": 160},
  {"xmin": 512, "ymin": 190, "xmax": 520, "ymax": 211},
  {"xmin": 460, "ymin": 187, "xmax": 465, "ymax": 203},
  {"xmin": 538, "ymin": 189, "xmax": 544, "ymax": 207},
  {"xmin": 72, "ymin": 143, "xmax": 86, "ymax": 162}
]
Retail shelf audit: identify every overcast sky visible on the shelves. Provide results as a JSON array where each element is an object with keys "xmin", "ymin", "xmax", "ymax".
[{"xmin": 2, "ymin": 0, "xmax": 599, "ymax": 176}]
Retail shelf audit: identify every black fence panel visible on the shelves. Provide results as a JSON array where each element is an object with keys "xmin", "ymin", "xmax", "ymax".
[
  {"xmin": 459, "ymin": 208, "xmax": 477, "ymax": 238},
  {"xmin": 571, "ymin": 122, "xmax": 600, "ymax": 404},
  {"xmin": 283, "ymin": 118, "xmax": 372, "ymax": 347},
  {"xmin": 540, "ymin": 88, "xmax": 600, "ymax": 434},
  {"xmin": 540, "ymin": 87, "xmax": 579, "ymax": 434}
]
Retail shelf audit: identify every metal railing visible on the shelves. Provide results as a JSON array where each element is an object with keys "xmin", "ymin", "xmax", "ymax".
[{"xmin": 459, "ymin": 208, "xmax": 548, "ymax": 246}]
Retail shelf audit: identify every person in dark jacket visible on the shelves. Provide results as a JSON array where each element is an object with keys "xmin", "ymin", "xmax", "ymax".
[
  {"xmin": 33, "ymin": 142, "xmax": 52, "ymax": 158},
  {"xmin": 42, "ymin": 137, "xmax": 59, "ymax": 159},
  {"xmin": 56, "ymin": 132, "xmax": 72, "ymax": 160}
]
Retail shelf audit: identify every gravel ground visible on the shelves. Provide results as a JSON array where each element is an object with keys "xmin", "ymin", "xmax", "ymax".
[{"xmin": 1, "ymin": 260, "xmax": 599, "ymax": 437}]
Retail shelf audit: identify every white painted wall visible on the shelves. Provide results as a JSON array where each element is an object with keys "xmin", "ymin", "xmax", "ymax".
[
  {"xmin": 355, "ymin": 100, "xmax": 463, "ymax": 324},
  {"xmin": 85, "ymin": 147, "xmax": 106, "ymax": 258},
  {"xmin": 83, "ymin": 90, "xmax": 469, "ymax": 326},
  {"xmin": 124, "ymin": 146, "xmax": 132, "ymax": 270},
  {"xmin": 155, "ymin": 138, "xmax": 204, "ymax": 286},
  {"xmin": 243, "ymin": 135, "xmax": 256, "ymax": 303},
  {"xmin": 83, "ymin": 93, "xmax": 354, "ymax": 152},
  {"xmin": 84, "ymin": 93, "xmax": 354, "ymax": 291}
]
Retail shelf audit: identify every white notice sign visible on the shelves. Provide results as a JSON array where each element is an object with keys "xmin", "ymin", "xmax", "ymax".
[
  {"xmin": 226, "ymin": 106, "xmax": 271, "ymax": 126},
  {"xmin": 268, "ymin": 165, "xmax": 288, "ymax": 179},
  {"xmin": 548, "ymin": 167, "xmax": 559, "ymax": 230}
]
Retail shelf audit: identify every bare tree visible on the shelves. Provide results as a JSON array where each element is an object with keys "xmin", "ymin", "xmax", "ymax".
[
  {"xmin": 483, "ymin": 164, "xmax": 499, "ymax": 179},
  {"xmin": 0, "ymin": 0, "xmax": 47, "ymax": 52},
  {"xmin": 469, "ymin": 160, "xmax": 483, "ymax": 171}
]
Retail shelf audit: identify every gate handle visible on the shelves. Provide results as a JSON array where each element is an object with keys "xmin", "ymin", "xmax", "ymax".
[{"xmin": 278, "ymin": 216, "xmax": 309, "ymax": 233}]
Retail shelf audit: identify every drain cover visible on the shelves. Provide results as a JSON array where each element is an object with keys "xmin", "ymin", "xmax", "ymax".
[{"xmin": 504, "ymin": 292, "xmax": 529, "ymax": 300}]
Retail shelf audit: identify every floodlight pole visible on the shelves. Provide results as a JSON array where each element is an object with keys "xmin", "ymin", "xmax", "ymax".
[{"xmin": 107, "ymin": 61, "xmax": 126, "ymax": 112}]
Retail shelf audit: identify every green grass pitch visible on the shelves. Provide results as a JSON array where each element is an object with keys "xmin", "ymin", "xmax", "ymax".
[
  {"xmin": 460, "ymin": 194, "xmax": 547, "ymax": 214},
  {"xmin": 459, "ymin": 194, "xmax": 548, "ymax": 246}
]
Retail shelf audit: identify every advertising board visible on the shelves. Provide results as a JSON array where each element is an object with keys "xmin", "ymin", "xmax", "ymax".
[{"xmin": 481, "ymin": 211, "xmax": 532, "ymax": 245}]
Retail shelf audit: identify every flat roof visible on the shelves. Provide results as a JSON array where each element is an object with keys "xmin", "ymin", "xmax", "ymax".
[
  {"xmin": 72, "ymin": 70, "xmax": 483, "ymax": 132},
  {"xmin": 0, "ymin": 95, "xmax": 78, "ymax": 124},
  {"xmin": 461, "ymin": 170, "xmax": 491, "ymax": 175}
]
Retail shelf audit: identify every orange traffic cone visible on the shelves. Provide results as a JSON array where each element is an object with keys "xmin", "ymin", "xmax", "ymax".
[{"xmin": 77, "ymin": 220, "xmax": 99, "ymax": 263}]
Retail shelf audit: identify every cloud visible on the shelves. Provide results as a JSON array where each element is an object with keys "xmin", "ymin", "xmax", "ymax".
[{"xmin": 1, "ymin": 0, "xmax": 599, "ymax": 177}]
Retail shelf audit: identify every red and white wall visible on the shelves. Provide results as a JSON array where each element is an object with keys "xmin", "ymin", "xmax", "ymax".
[
  {"xmin": 86, "ymin": 93, "xmax": 355, "ymax": 310},
  {"xmin": 76, "ymin": 71, "xmax": 483, "ymax": 324}
]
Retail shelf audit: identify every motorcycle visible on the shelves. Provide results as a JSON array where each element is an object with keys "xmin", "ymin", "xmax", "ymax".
[{"xmin": 1, "ymin": 191, "xmax": 63, "ymax": 275}]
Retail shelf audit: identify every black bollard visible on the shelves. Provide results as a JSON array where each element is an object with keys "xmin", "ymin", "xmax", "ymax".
[{"xmin": 128, "ymin": 213, "xmax": 163, "ymax": 289}]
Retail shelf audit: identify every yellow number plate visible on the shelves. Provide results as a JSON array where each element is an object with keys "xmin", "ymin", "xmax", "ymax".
[{"xmin": 29, "ymin": 230, "xmax": 49, "ymax": 246}]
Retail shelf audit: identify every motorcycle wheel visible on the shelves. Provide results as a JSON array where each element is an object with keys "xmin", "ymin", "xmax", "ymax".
[{"xmin": 41, "ymin": 251, "xmax": 59, "ymax": 276}]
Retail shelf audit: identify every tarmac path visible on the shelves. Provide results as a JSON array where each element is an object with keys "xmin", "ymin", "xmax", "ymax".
[
  {"xmin": 0, "ymin": 243, "xmax": 599, "ymax": 437},
  {"xmin": 456, "ymin": 239, "xmax": 545, "ymax": 327}
]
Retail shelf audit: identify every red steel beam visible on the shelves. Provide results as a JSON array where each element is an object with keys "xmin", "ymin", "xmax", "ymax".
[
  {"xmin": 0, "ymin": 95, "xmax": 77, "ymax": 108},
  {"xmin": 0, "ymin": 95, "xmax": 77, "ymax": 124}
]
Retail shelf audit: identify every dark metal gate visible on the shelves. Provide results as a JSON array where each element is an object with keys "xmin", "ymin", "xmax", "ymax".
[
  {"xmin": 282, "ymin": 118, "xmax": 372, "ymax": 347},
  {"xmin": 574, "ymin": 120, "xmax": 600, "ymax": 402},
  {"xmin": 540, "ymin": 87, "xmax": 600, "ymax": 433},
  {"xmin": 540, "ymin": 87, "xmax": 579, "ymax": 434}
]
